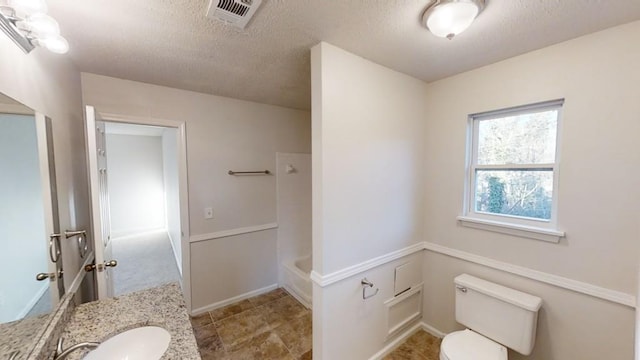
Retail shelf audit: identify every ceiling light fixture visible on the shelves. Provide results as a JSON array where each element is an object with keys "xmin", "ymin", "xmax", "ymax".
[
  {"xmin": 423, "ymin": 0, "xmax": 485, "ymax": 40},
  {"xmin": 0, "ymin": 0, "xmax": 69, "ymax": 54},
  {"xmin": 8, "ymin": 0, "xmax": 47, "ymax": 14}
]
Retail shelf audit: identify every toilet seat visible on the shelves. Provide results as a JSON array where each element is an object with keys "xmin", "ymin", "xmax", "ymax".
[{"xmin": 440, "ymin": 329, "xmax": 508, "ymax": 360}]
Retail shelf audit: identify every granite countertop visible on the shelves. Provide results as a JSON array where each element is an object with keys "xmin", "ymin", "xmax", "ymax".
[
  {"xmin": 0, "ymin": 313, "xmax": 50, "ymax": 359},
  {"xmin": 59, "ymin": 283, "xmax": 200, "ymax": 360}
]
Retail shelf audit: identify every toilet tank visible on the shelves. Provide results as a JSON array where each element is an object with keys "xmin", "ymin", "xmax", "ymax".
[{"xmin": 454, "ymin": 274, "xmax": 543, "ymax": 355}]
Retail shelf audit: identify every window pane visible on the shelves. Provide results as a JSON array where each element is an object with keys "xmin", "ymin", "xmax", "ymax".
[
  {"xmin": 477, "ymin": 110, "xmax": 558, "ymax": 165},
  {"xmin": 475, "ymin": 170, "xmax": 553, "ymax": 220}
]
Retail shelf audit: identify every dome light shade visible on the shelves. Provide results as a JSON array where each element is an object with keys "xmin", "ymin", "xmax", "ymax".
[
  {"xmin": 423, "ymin": 0, "xmax": 485, "ymax": 40},
  {"xmin": 39, "ymin": 35, "xmax": 68, "ymax": 54},
  {"xmin": 1, "ymin": 0, "xmax": 70, "ymax": 54},
  {"xmin": 25, "ymin": 13, "xmax": 60, "ymax": 36},
  {"xmin": 8, "ymin": 0, "xmax": 48, "ymax": 14}
]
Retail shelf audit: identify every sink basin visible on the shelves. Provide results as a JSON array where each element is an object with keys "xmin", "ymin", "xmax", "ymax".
[{"xmin": 84, "ymin": 326, "xmax": 171, "ymax": 360}]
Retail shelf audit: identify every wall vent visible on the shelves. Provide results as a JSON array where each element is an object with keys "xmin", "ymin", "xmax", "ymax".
[{"xmin": 206, "ymin": 0, "xmax": 263, "ymax": 30}]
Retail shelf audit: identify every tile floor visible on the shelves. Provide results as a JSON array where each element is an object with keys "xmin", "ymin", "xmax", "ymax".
[
  {"xmin": 190, "ymin": 287, "xmax": 441, "ymax": 360},
  {"xmin": 190, "ymin": 288, "xmax": 312, "ymax": 360},
  {"xmin": 384, "ymin": 330, "xmax": 441, "ymax": 360}
]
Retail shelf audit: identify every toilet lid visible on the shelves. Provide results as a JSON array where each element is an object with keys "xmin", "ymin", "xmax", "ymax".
[{"xmin": 441, "ymin": 329, "xmax": 508, "ymax": 360}]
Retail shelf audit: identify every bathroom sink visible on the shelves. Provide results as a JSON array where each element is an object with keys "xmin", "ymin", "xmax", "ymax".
[{"xmin": 84, "ymin": 326, "xmax": 171, "ymax": 360}]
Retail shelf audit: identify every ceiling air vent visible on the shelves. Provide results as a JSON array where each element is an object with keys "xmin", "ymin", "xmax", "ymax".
[{"xmin": 206, "ymin": 0, "xmax": 263, "ymax": 30}]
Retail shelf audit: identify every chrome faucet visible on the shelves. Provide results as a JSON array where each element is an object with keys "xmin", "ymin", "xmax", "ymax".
[{"xmin": 52, "ymin": 338, "xmax": 100, "ymax": 360}]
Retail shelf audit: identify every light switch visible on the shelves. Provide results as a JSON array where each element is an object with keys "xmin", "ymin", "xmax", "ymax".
[{"xmin": 204, "ymin": 207, "xmax": 213, "ymax": 219}]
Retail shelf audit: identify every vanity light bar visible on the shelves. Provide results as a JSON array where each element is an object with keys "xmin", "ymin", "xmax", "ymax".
[
  {"xmin": 0, "ymin": 1, "xmax": 69, "ymax": 54},
  {"xmin": 0, "ymin": 10, "xmax": 34, "ymax": 53}
]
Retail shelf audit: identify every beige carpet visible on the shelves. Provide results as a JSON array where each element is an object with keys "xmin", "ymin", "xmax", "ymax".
[{"xmin": 111, "ymin": 231, "xmax": 181, "ymax": 296}]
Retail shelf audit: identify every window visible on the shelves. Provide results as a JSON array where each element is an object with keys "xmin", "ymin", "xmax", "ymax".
[{"xmin": 459, "ymin": 100, "xmax": 565, "ymax": 242}]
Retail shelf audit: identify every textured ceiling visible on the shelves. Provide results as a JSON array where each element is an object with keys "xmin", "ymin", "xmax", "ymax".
[{"xmin": 48, "ymin": 0, "xmax": 640, "ymax": 110}]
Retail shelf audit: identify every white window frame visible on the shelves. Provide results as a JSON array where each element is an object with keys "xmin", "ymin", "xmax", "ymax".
[{"xmin": 458, "ymin": 99, "xmax": 566, "ymax": 243}]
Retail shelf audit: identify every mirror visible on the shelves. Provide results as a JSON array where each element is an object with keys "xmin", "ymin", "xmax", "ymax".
[{"xmin": 0, "ymin": 92, "xmax": 64, "ymax": 357}]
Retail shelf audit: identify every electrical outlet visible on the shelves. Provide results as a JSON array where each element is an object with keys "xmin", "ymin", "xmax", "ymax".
[{"xmin": 204, "ymin": 207, "xmax": 213, "ymax": 219}]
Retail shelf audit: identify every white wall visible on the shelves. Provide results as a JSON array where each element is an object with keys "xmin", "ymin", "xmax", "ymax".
[
  {"xmin": 191, "ymin": 228, "xmax": 278, "ymax": 309},
  {"xmin": 162, "ymin": 128, "xmax": 182, "ymax": 274},
  {"xmin": 276, "ymin": 152, "xmax": 312, "ymax": 285},
  {"xmin": 80, "ymin": 73, "xmax": 311, "ymax": 310},
  {"xmin": 637, "ymin": 265, "xmax": 640, "ymax": 360},
  {"xmin": 314, "ymin": 253, "xmax": 424, "ymax": 359},
  {"xmin": 0, "ymin": 36, "xmax": 88, "ymax": 298},
  {"xmin": 311, "ymin": 42, "xmax": 428, "ymax": 359},
  {"xmin": 0, "ymin": 114, "xmax": 48, "ymax": 322},
  {"xmin": 423, "ymin": 251, "xmax": 634, "ymax": 360},
  {"xmin": 311, "ymin": 42, "xmax": 427, "ymax": 276},
  {"xmin": 421, "ymin": 21, "xmax": 640, "ymax": 359},
  {"xmin": 106, "ymin": 133, "xmax": 166, "ymax": 238}
]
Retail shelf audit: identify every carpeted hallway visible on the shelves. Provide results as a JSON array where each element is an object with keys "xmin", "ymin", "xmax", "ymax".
[{"xmin": 111, "ymin": 231, "xmax": 181, "ymax": 296}]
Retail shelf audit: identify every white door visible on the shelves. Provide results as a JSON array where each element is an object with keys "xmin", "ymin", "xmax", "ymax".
[{"xmin": 85, "ymin": 106, "xmax": 116, "ymax": 299}]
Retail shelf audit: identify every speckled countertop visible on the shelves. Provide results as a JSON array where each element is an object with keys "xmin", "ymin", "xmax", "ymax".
[
  {"xmin": 59, "ymin": 283, "xmax": 200, "ymax": 360},
  {"xmin": 0, "ymin": 314, "xmax": 49, "ymax": 359}
]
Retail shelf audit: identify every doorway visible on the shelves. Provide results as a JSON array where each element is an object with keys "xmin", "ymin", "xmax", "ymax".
[
  {"xmin": 103, "ymin": 122, "xmax": 181, "ymax": 296},
  {"xmin": 85, "ymin": 106, "xmax": 191, "ymax": 308}
]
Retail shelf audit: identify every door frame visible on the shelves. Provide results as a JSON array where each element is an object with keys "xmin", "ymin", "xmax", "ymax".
[
  {"xmin": 85, "ymin": 107, "xmax": 112, "ymax": 298},
  {"xmin": 35, "ymin": 113, "xmax": 64, "ymax": 306},
  {"xmin": 86, "ymin": 108, "xmax": 192, "ymax": 313}
]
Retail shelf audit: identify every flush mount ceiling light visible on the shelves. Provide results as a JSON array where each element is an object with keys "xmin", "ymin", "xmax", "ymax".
[
  {"xmin": 423, "ymin": 0, "xmax": 485, "ymax": 40},
  {"xmin": 0, "ymin": 0, "xmax": 69, "ymax": 54}
]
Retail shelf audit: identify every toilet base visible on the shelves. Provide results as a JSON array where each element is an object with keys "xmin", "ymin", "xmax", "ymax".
[{"xmin": 439, "ymin": 329, "xmax": 508, "ymax": 360}]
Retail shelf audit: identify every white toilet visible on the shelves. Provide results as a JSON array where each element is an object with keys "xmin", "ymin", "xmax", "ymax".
[{"xmin": 439, "ymin": 274, "xmax": 543, "ymax": 360}]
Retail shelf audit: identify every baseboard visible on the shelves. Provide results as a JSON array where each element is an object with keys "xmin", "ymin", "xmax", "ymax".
[
  {"xmin": 283, "ymin": 284, "xmax": 311, "ymax": 309},
  {"xmin": 420, "ymin": 321, "xmax": 447, "ymax": 338},
  {"xmin": 368, "ymin": 322, "xmax": 424, "ymax": 360},
  {"xmin": 368, "ymin": 321, "xmax": 446, "ymax": 360},
  {"xmin": 191, "ymin": 283, "xmax": 278, "ymax": 316},
  {"xmin": 17, "ymin": 282, "xmax": 50, "ymax": 319},
  {"xmin": 166, "ymin": 232, "xmax": 182, "ymax": 275}
]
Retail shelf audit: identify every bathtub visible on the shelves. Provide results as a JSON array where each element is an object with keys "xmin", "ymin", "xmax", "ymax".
[{"xmin": 282, "ymin": 255, "xmax": 312, "ymax": 308}]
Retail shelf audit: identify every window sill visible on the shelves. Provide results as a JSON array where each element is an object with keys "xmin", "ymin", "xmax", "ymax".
[{"xmin": 456, "ymin": 216, "xmax": 565, "ymax": 243}]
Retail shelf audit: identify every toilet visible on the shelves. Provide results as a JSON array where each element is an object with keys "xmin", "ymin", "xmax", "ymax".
[{"xmin": 439, "ymin": 274, "xmax": 543, "ymax": 360}]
